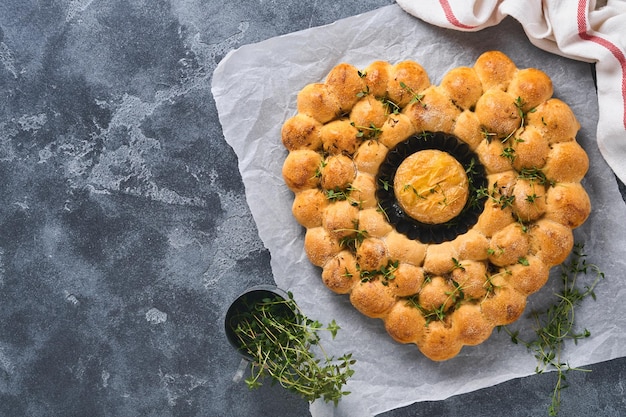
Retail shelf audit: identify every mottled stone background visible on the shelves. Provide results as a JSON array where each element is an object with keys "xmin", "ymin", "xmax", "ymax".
[{"xmin": 0, "ymin": 1, "xmax": 625, "ymax": 416}]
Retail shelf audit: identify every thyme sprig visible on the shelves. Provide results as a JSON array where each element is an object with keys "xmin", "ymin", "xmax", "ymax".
[
  {"xmin": 350, "ymin": 121, "xmax": 382, "ymax": 139},
  {"xmin": 399, "ymin": 81, "xmax": 426, "ymax": 108},
  {"xmin": 325, "ymin": 185, "xmax": 357, "ymax": 203},
  {"xmin": 359, "ymin": 259, "xmax": 399, "ymax": 286},
  {"xmin": 232, "ymin": 293, "xmax": 356, "ymax": 405},
  {"xmin": 406, "ymin": 278, "xmax": 465, "ymax": 325},
  {"xmin": 518, "ymin": 167, "xmax": 554, "ymax": 188},
  {"xmin": 502, "ymin": 243, "xmax": 605, "ymax": 416},
  {"xmin": 380, "ymin": 97, "xmax": 401, "ymax": 115},
  {"xmin": 483, "ymin": 97, "xmax": 537, "ymax": 144},
  {"xmin": 338, "ymin": 221, "xmax": 369, "ymax": 251}
]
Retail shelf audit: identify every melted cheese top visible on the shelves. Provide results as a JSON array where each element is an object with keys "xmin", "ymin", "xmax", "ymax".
[{"xmin": 394, "ymin": 150, "xmax": 469, "ymax": 224}]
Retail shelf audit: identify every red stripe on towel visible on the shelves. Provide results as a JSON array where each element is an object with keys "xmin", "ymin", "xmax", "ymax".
[
  {"xmin": 439, "ymin": 0, "xmax": 478, "ymax": 29},
  {"xmin": 578, "ymin": 0, "xmax": 626, "ymax": 129}
]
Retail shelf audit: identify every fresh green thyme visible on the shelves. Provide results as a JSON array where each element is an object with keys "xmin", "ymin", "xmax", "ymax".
[
  {"xmin": 501, "ymin": 243, "xmax": 605, "ymax": 416},
  {"xmin": 403, "ymin": 183, "xmax": 427, "ymax": 200},
  {"xmin": 378, "ymin": 178, "xmax": 391, "ymax": 191},
  {"xmin": 452, "ymin": 257, "xmax": 466, "ymax": 271},
  {"xmin": 406, "ymin": 279, "xmax": 465, "ymax": 325},
  {"xmin": 380, "ymin": 97, "xmax": 401, "ymax": 115},
  {"xmin": 482, "ymin": 180, "xmax": 515, "ymax": 209},
  {"xmin": 359, "ymin": 259, "xmax": 399, "ymax": 286},
  {"xmin": 232, "ymin": 293, "xmax": 356, "ymax": 405},
  {"xmin": 325, "ymin": 185, "xmax": 358, "ymax": 202},
  {"xmin": 518, "ymin": 167, "xmax": 554, "ymax": 187},
  {"xmin": 501, "ymin": 146, "xmax": 516, "ymax": 162},
  {"xmin": 399, "ymin": 81, "xmax": 426, "ymax": 108},
  {"xmin": 356, "ymin": 85, "xmax": 370, "ymax": 98},
  {"xmin": 314, "ymin": 159, "xmax": 328, "ymax": 179},
  {"xmin": 481, "ymin": 127, "xmax": 497, "ymax": 143}
]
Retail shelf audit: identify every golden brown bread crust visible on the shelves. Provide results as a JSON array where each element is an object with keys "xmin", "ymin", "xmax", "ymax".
[
  {"xmin": 440, "ymin": 66, "xmax": 483, "ymax": 110},
  {"xmin": 385, "ymin": 302, "xmax": 426, "ymax": 344},
  {"xmin": 281, "ymin": 114, "xmax": 323, "ymax": 151},
  {"xmin": 542, "ymin": 141, "xmax": 589, "ymax": 183},
  {"xmin": 473, "ymin": 50, "xmax": 517, "ymax": 90},
  {"xmin": 282, "ymin": 149, "xmax": 322, "ymax": 192},
  {"xmin": 292, "ymin": 188, "xmax": 328, "ymax": 228},
  {"xmin": 282, "ymin": 51, "xmax": 591, "ymax": 361},
  {"xmin": 387, "ymin": 61, "xmax": 430, "ymax": 107},
  {"xmin": 296, "ymin": 83, "xmax": 341, "ymax": 123},
  {"xmin": 474, "ymin": 89, "xmax": 522, "ymax": 138},
  {"xmin": 350, "ymin": 280, "xmax": 396, "ymax": 318},
  {"xmin": 322, "ymin": 250, "xmax": 359, "ymax": 294},
  {"xmin": 320, "ymin": 154, "xmax": 356, "ymax": 191}
]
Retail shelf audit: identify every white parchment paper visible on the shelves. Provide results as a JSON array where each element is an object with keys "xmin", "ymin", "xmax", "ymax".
[{"xmin": 212, "ymin": 5, "xmax": 626, "ymax": 416}]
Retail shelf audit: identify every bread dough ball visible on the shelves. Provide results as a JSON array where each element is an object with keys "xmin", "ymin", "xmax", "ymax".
[
  {"xmin": 440, "ymin": 66, "xmax": 483, "ymax": 110},
  {"xmin": 281, "ymin": 113, "xmax": 323, "ymax": 151},
  {"xmin": 363, "ymin": 60, "xmax": 392, "ymax": 98},
  {"xmin": 297, "ymin": 83, "xmax": 341, "ymax": 123},
  {"xmin": 325, "ymin": 62, "xmax": 367, "ymax": 113},
  {"xmin": 511, "ymin": 125, "xmax": 550, "ymax": 170},
  {"xmin": 475, "ymin": 89, "xmax": 522, "ymax": 139},
  {"xmin": 453, "ymin": 110, "xmax": 484, "ymax": 150},
  {"xmin": 282, "ymin": 149, "xmax": 322, "ymax": 192},
  {"xmin": 322, "ymin": 250, "xmax": 359, "ymax": 294},
  {"xmin": 507, "ymin": 68, "xmax": 553, "ymax": 112},
  {"xmin": 543, "ymin": 141, "xmax": 589, "ymax": 183},
  {"xmin": 323, "ymin": 200, "xmax": 360, "ymax": 240},
  {"xmin": 451, "ymin": 259, "xmax": 488, "ymax": 300},
  {"xmin": 320, "ymin": 119, "xmax": 361, "ymax": 155},
  {"xmin": 387, "ymin": 60, "xmax": 430, "ymax": 108},
  {"xmin": 292, "ymin": 189, "xmax": 328, "ymax": 228},
  {"xmin": 378, "ymin": 113, "xmax": 416, "ymax": 149},
  {"xmin": 453, "ymin": 304, "xmax": 494, "ymax": 346},
  {"xmin": 391, "ymin": 263, "xmax": 425, "ymax": 297},
  {"xmin": 385, "ymin": 230, "xmax": 427, "ymax": 266},
  {"xmin": 403, "ymin": 86, "xmax": 461, "ymax": 133},
  {"xmin": 320, "ymin": 154, "xmax": 356, "ymax": 191},
  {"xmin": 527, "ymin": 98, "xmax": 580, "ymax": 144},
  {"xmin": 488, "ymin": 223, "xmax": 530, "ymax": 267},
  {"xmin": 544, "ymin": 182, "xmax": 591, "ymax": 228},
  {"xmin": 304, "ymin": 227, "xmax": 340, "ymax": 267},
  {"xmin": 353, "ymin": 139, "xmax": 390, "ymax": 175},
  {"xmin": 420, "ymin": 320, "xmax": 463, "ymax": 361},
  {"xmin": 385, "ymin": 301, "xmax": 426, "ymax": 344},
  {"xmin": 473, "ymin": 50, "xmax": 517, "ymax": 91},
  {"xmin": 350, "ymin": 280, "xmax": 396, "ymax": 318},
  {"xmin": 350, "ymin": 94, "xmax": 388, "ymax": 130}
]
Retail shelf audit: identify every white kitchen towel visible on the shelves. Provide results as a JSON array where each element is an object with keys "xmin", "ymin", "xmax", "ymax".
[{"xmin": 396, "ymin": 0, "xmax": 626, "ymax": 185}]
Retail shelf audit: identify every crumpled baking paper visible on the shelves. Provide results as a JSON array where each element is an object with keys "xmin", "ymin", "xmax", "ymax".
[{"xmin": 212, "ymin": 5, "xmax": 626, "ymax": 417}]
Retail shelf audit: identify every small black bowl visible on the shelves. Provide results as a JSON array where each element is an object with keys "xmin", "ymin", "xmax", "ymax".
[
  {"xmin": 376, "ymin": 131, "xmax": 487, "ymax": 244},
  {"xmin": 224, "ymin": 285, "xmax": 293, "ymax": 361}
]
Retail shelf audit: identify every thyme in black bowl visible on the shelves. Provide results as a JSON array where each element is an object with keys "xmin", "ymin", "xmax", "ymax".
[{"xmin": 230, "ymin": 292, "xmax": 356, "ymax": 405}]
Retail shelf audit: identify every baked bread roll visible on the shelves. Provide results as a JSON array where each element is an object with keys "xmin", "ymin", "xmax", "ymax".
[{"xmin": 281, "ymin": 51, "xmax": 590, "ymax": 361}]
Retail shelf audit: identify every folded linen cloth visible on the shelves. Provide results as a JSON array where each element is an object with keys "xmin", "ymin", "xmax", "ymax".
[{"xmin": 396, "ymin": 0, "xmax": 626, "ymax": 185}]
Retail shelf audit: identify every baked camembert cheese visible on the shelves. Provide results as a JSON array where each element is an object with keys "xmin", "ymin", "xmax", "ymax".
[{"xmin": 280, "ymin": 51, "xmax": 591, "ymax": 361}]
